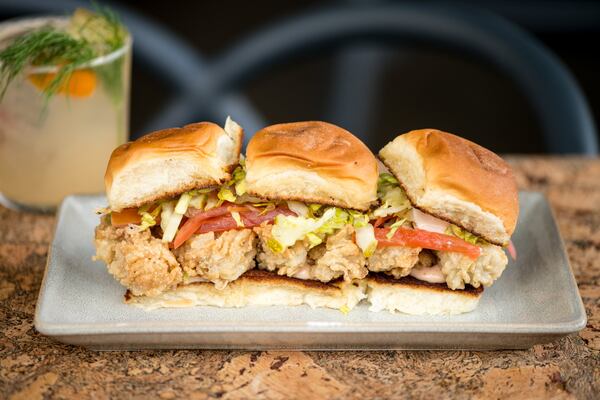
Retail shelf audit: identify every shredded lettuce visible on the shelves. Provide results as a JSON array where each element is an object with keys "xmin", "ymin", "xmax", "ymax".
[
  {"xmin": 306, "ymin": 232, "xmax": 323, "ymax": 249},
  {"xmin": 316, "ymin": 208, "xmax": 349, "ymax": 235},
  {"xmin": 162, "ymin": 212, "xmax": 183, "ymax": 243},
  {"xmin": 217, "ymin": 187, "xmax": 236, "ymax": 203},
  {"xmin": 138, "ymin": 203, "xmax": 162, "ymax": 231},
  {"xmin": 308, "ymin": 203, "xmax": 322, "ymax": 217},
  {"xmin": 160, "ymin": 201, "xmax": 175, "ymax": 232},
  {"xmin": 248, "ymin": 201, "xmax": 274, "ymax": 207},
  {"xmin": 372, "ymin": 173, "xmax": 411, "ymax": 218},
  {"xmin": 214, "ymin": 163, "xmax": 247, "ymax": 203},
  {"xmin": 188, "ymin": 188, "xmax": 214, "ymax": 196},
  {"xmin": 231, "ymin": 165, "xmax": 247, "ymax": 196},
  {"xmin": 139, "ymin": 212, "xmax": 157, "ymax": 231},
  {"xmin": 378, "ymin": 172, "xmax": 398, "ymax": 187},
  {"xmin": 175, "ymin": 192, "xmax": 192, "ymax": 214},
  {"xmin": 231, "ymin": 211, "xmax": 244, "ymax": 227},
  {"xmin": 269, "ymin": 204, "xmax": 371, "ymax": 252},
  {"xmin": 205, "ymin": 193, "xmax": 220, "ymax": 210},
  {"xmin": 271, "ymin": 207, "xmax": 337, "ymax": 249},
  {"xmin": 235, "ymin": 180, "xmax": 247, "ymax": 196},
  {"xmin": 355, "ymin": 224, "xmax": 378, "ymax": 257},
  {"xmin": 446, "ymin": 224, "xmax": 485, "ymax": 245},
  {"xmin": 386, "ymin": 218, "xmax": 406, "ymax": 239},
  {"xmin": 160, "ymin": 192, "xmax": 191, "ymax": 242},
  {"xmin": 189, "ymin": 194, "xmax": 206, "ymax": 210},
  {"xmin": 266, "ymin": 237, "xmax": 284, "ymax": 253},
  {"xmin": 348, "ymin": 210, "xmax": 369, "ymax": 228},
  {"xmin": 287, "ymin": 201, "xmax": 309, "ymax": 217}
]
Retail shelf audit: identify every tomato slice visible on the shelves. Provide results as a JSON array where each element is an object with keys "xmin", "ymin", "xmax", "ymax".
[
  {"xmin": 373, "ymin": 216, "xmax": 394, "ymax": 228},
  {"xmin": 173, "ymin": 205, "xmax": 294, "ymax": 249},
  {"xmin": 197, "ymin": 215, "xmax": 239, "ymax": 234},
  {"xmin": 197, "ymin": 208, "xmax": 296, "ymax": 234},
  {"xmin": 111, "ymin": 208, "xmax": 141, "ymax": 226},
  {"xmin": 241, "ymin": 208, "xmax": 295, "ymax": 225},
  {"xmin": 375, "ymin": 227, "xmax": 481, "ymax": 260},
  {"xmin": 173, "ymin": 205, "xmax": 232, "ymax": 248}
]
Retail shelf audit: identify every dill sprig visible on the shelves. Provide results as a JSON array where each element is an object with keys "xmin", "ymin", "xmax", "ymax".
[
  {"xmin": 0, "ymin": 28, "xmax": 96, "ymax": 99},
  {"xmin": 0, "ymin": 6, "xmax": 127, "ymax": 103}
]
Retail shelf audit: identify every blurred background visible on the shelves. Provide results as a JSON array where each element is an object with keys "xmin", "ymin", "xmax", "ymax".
[{"xmin": 2, "ymin": 0, "xmax": 599, "ymax": 154}]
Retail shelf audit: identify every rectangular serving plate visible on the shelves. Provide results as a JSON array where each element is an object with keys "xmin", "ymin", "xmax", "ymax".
[{"xmin": 34, "ymin": 192, "xmax": 586, "ymax": 350}]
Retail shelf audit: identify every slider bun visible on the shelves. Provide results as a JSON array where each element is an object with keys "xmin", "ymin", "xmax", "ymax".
[
  {"xmin": 125, "ymin": 269, "xmax": 366, "ymax": 311},
  {"xmin": 379, "ymin": 129, "xmax": 518, "ymax": 246},
  {"xmin": 105, "ymin": 118, "xmax": 243, "ymax": 211},
  {"xmin": 245, "ymin": 121, "xmax": 378, "ymax": 211},
  {"xmin": 125, "ymin": 270, "xmax": 481, "ymax": 315},
  {"xmin": 366, "ymin": 274, "xmax": 482, "ymax": 315}
]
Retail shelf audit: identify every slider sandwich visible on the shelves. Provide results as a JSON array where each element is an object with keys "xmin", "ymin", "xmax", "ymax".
[
  {"xmin": 245, "ymin": 121, "xmax": 379, "ymax": 283},
  {"xmin": 94, "ymin": 118, "xmax": 256, "ymax": 295},
  {"xmin": 94, "ymin": 120, "xmax": 517, "ymax": 315},
  {"xmin": 94, "ymin": 120, "xmax": 377, "ymax": 311},
  {"xmin": 364, "ymin": 129, "xmax": 519, "ymax": 315}
]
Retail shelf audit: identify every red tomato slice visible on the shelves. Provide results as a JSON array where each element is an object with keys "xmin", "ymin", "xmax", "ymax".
[
  {"xmin": 197, "ymin": 208, "xmax": 295, "ymax": 234},
  {"xmin": 173, "ymin": 204, "xmax": 234, "ymax": 248},
  {"xmin": 111, "ymin": 208, "xmax": 141, "ymax": 226},
  {"xmin": 241, "ymin": 208, "xmax": 295, "ymax": 225},
  {"xmin": 373, "ymin": 216, "xmax": 394, "ymax": 228},
  {"xmin": 173, "ymin": 205, "xmax": 294, "ymax": 248},
  {"xmin": 375, "ymin": 227, "xmax": 481, "ymax": 260},
  {"xmin": 197, "ymin": 215, "xmax": 239, "ymax": 234}
]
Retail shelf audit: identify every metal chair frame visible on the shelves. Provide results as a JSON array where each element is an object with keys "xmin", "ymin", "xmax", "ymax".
[{"xmin": 2, "ymin": 1, "xmax": 597, "ymax": 153}]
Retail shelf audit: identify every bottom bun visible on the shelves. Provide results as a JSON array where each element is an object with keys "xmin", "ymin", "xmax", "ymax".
[
  {"xmin": 125, "ymin": 269, "xmax": 366, "ymax": 311},
  {"xmin": 366, "ymin": 274, "xmax": 483, "ymax": 315}
]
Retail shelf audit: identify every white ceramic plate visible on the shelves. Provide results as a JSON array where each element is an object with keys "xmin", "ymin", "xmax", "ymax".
[{"xmin": 34, "ymin": 192, "xmax": 586, "ymax": 350}]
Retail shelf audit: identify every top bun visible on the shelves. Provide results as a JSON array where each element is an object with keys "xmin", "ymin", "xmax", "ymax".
[
  {"xmin": 245, "ymin": 121, "xmax": 378, "ymax": 211},
  {"xmin": 105, "ymin": 118, "xmax": 243, "ymax": 211},
  {"xmin": 379, "ymin": 129, "xmax": 518, "ymax": 246}
]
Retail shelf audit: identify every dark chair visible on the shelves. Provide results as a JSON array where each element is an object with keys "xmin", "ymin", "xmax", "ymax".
[
  {"xmin": 202, "ymin": 3, "xmax": 595, "ymax": 153},
  {"xmin": 4, "ymin": 2, "xmax": 597, "ymax": 153}
]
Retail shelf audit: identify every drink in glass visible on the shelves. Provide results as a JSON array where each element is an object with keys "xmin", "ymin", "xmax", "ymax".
[{"xmin": 0, "ymin": 10, "xmax": 131, "ymax": 210}]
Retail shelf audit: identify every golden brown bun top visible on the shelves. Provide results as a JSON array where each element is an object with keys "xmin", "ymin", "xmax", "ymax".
[
  {"xmin": 402, "ymin": 129, "xmax": 519, "ymax": 236},
  {"xmin": 245, "ymin": 121, "xmax": 379, "ymax": 210},
  {"xmin": 104, "ymin": 120, "xmax": 242, "ymax": 210}
]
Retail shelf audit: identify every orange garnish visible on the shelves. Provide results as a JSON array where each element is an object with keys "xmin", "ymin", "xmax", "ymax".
[
  {"xmin": 28, "ymin": 69, "xmax": 96, "ymax": 97},
  {"xmin": 111, "ymin": 208, "xmax": 141, "ymax": 226}
]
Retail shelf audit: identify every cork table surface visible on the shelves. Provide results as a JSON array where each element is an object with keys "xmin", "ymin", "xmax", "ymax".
[{"xmin": 0, "ymin": 156, "xmax": 599, "ymax": 399}]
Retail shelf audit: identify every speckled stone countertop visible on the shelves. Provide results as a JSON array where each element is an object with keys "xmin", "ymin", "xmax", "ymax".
[{"xmin": 1, "ymin": 157, "xmax": 599, "ymax": 399}]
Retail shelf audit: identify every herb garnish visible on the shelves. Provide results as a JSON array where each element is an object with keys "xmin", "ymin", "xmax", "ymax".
[{"xmin": 0, "ymin": 6, "xmax": 127, "ymax": 103}]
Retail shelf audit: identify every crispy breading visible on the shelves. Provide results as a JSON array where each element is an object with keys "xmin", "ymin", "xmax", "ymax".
[
  {"xmin": 367, "ymin": 246, "xmax": 421, "ymax": 278},
  {"xmin": 173, "ymin": 229, "xmax": 257, "ymax": 289},
  {"xmin": 94, "ymin": 220, "xmax": 182, "ymax": 296},
  {"xmin": 254, "ymin": 224, "xmax": 367, "ymax": 282},
  {"xmin": 438, "ymin": 244, "xmax": 508, "ymax": 289}
]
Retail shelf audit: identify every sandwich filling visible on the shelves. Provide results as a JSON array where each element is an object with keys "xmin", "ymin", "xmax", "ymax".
[
  {"xmin": 95, "ymin": 161, "xmax": 286, "ymax": 294},
  {"xmin": 95, "ymin": 166, "xmax": 508, "ymax": 296},
  {"xmin": 95, "ymin": 167, "xmax": 509, "ymax": 298},
  {"xmin": 254, "ymin": 204, "xmax": 370, "ymax": 283},
  {"xmin": 365, "ymin": 172, "xmax": 508, "ymax": 290},
  {"xmin": 94, "ymin": 161, "xmax": 375, "ymax": 294}
]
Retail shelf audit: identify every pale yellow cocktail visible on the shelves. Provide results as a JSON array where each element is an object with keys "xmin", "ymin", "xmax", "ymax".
[{"xmin": 0, "ymin": 10, "xmax": 130, "ymax": 210}]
